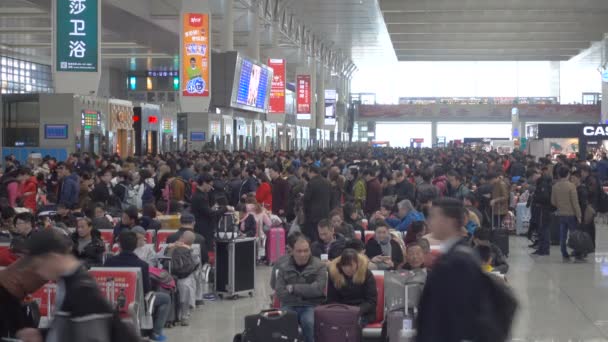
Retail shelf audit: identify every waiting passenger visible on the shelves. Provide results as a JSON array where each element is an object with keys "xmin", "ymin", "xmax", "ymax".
[
  {"xmin": 471, "ymin": 227, "xmax": 509, "ymax": 274},
  {"xmin": 71, "ymin": 217, "xmax": 104, "ymax": 268},
  {"xmin": 365, "ymin": 223, "xmax": 404, "ymax": 270},
  {"xmin": 402, "ymin": 242, "xmax": 427, "ymax": 271},
  {"xmin": 275, "ymin": 234, "xmax": 327, "ymax": 342},
  {"xmin": 327, "ymin": 248, "xmax": 377, "ymax": 326},
  {"xmin": 385, "ymin": 199, "xmax": 425, "ymax": 232},
  {"xmin": 310, "ymin": 219, "xmax": 346, "ymax": 261}
]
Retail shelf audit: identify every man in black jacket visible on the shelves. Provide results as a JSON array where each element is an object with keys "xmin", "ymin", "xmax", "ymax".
[
  {"xmin": 270, "ymin": 164, "xmax": 289, "ymax": 217},
  {"xmin": 90, "ymin": 169, "xmax": 116, "ymax": 208},
  {"xmin": 191, "ymin": 173, "xmax": 232, "ymax": 250},
  {"xmin": 416, "ymin": 198, "xmax": 487, "ymax": 342},
  {"xmin": 393, "ymin": 170, "xmax": 415, "ymax": 203},
  {"xmin": 303, "ymin": 166, "xmax": 331, "ymax": 242},
  {"xmin": 530, "ymin": 167, "xmax": 553, "ymax": 256},
  {"xmin": 310, "ymin": 219, "xmax": 345, "ymax": 260},
  {"xmin": 22, "ymin": 229, "xmax": 138, "ymax": 342}
]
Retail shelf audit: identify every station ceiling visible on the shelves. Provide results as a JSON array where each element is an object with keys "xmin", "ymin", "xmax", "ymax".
[{"xmin": 0, "ymin": 0, "xmax": 606, "ymax": 75}]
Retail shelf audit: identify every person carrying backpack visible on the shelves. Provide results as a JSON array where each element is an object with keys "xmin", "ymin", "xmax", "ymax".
[{"xmin": 416, "ymin": 198, "xmax": 517, "ymax": 342}]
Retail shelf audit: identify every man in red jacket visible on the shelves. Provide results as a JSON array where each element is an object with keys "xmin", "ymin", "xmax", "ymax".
[{"xmin": 17, "ymin": 168, "xmax": 37, "ymax": 213}]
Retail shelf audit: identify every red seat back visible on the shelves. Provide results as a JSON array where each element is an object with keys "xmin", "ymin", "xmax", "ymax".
[
  {"xmin": 355, "ymin": 231, "xmax": 362, "ymax": 241},
  {"xmin": 364, "ymin": 231, "xmax": 375, "ymax": 244},
  {"xmin": 89, "ymin": 268, "xmax": 139, "ymax": 319},
  {"xmin": 98, "ymin": 229, "xmax": 114, "ymax": 245},
  {"xmin": 145, "ymin": 230, "xmax": 155, "ymax": 244},
  {"xmin": 156, "ymin": 230, "xmax": 174, "ymax": 249},
  {"xmin": 30, "ymin": 282, "xmax": 56, "ymax": 317}
]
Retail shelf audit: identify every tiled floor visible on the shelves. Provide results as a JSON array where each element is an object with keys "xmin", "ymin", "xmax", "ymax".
[{"xmin": 166, "ymin": 225, "xmax": 608, "ymax": 342}]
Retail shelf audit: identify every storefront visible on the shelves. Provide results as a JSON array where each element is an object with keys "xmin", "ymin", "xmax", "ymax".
[
  {"xmin": 108, "ymin": 99, "xmax": 134, "ymax": 158},
  {"xmin": 223, "ymin": 116, "xmax": 233, "ymax": 151},
  {"xmin": 133, "ymin": 104, "xmax": 161, "ymax": 155},
  {"xmin": 79, "ymin": 110, "xmax": 104, "ymax": 155},
  {"xmin": 210, "ymin": 119, "xmax": 222, "ymax": 149},
  {"xmin": 253, "ymin": 120, "xmax": 263, "ymax": 150},
  {"xmin": 527, "ymin": 123, "xmax": 608, "ymax": 160}
]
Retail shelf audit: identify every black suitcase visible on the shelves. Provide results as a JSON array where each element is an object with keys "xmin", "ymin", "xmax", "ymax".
[
  {"xmin": 490, "ymin": 209, "xmax": 509, "ymax": 257},
  {"xmin": 550, "ymin": 214, "xmax": 561, "ymax": 246},
  {"xmin": 240, "ymin": 309, "xmax": 303, "ymax": 342}
]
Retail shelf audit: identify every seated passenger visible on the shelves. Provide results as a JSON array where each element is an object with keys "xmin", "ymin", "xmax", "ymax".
[
  {"xmin": 329, "ymin": 208, "xmax": 355, "ymax": 240},
  {"xmin": 275, "ymin": 234, "xmax": 327, "ymax": 342},
  {"xmin": 132, "ymin": 226, "xmax": 157, "ymax": 265},
  {"xmin": 104, "ymin": 231, "xmax": 171, "ymax": 341},
  {"xmin": 404, "ymin": 220, "xmax": 426, "ymax": 246},
  {"xmin": 385, "ymin": 200, "xmax": 425, "ymax": 232},
  {"xmin": 471, "ymin": 227, "xmax": 509, "ymax": 274},
  {"xmin": 476, "ymin": 244, "xmax": 495, "ymax": 273},
  {"xmin": 113, "ymin": 205, "xmax": 138, "ymax": 242},
  {"xmin": 71, "ymin": 217, "xmax": 105, "ymax": 268},
  {"xmin": 56, "ymin": 203, "xmax": 77, "ymax": 228},
  {"xmin": 311, "ymin": 219, "xmax": 346, "ymax": 261},
  {"xmin": 365, "ymin": 223, "xmax": 404, "ymax": 270},
  {"xmin": 402, "ymin": 242, "xmax": 427, "ymax": 271},
  {"xmin": 344, "ymin": 238, "xmax": 378, "ymax": 270},
  {"xmin": 270, "ymin": 232, "xmax": 300, "ymax": 291},
  {"xmin": 327, "ymin": 248, "xmax": 377, "ymax": 326}
]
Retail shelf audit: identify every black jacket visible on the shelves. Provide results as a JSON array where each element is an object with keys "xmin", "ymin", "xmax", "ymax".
[
  {"xmin": 190, "ymin": 189, "xmax": 226, "ymax": 249},
  {"xmin": 303, "ymin": 175, "xmax": 331, "ymax": 224},
  {"xmin": 365, "ymin": 238, "xmax": 404, "ymax": 269},
  {"xmin": 90, "ymin": 182, "xmax": 114, "ymax": 207},
  {"xmin": 394, "ymin": 179, "xmax": 415, "ymax": 203},
  {"xmin": 104, "ymin": 251, "xmax": 151, "ymax": 294},
  {"xmin": 271, "ymin": 176, "xmax": 290, "ymax": 216},
  {"xmin": 166, "ymin": 228, "xmax": 209, "ymax": 264},
  {"xmin": 229, "ymin": 178, "xmax": 243, "ymax": 207},
  {"xmin": 327, "ymin": 259, "xmax": 377, "ymax": 323},
  {"xmin": 71, "ymin": 229, "xmax": 106, "ymax": 268},
  {"xmin": 416, "ymin": 238, "xmax": 485, "ymax": 342},
  {"xmin": 311, "ymin": 233, "xmax": 346, "ymax": 260}
]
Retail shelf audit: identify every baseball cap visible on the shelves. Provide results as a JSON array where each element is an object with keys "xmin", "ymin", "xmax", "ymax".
[
  {"xmin": 130, "ymin": 226, "xmax": 146, "ymax": 235},
  {"xmin": 180, "ymin": 212, "xmax": 195, "ymax": 225}
]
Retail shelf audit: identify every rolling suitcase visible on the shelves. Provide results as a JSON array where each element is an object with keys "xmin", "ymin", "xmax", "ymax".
[
  {"xmin": 386, "ymin": 284, "xmax": 418, "ymax": 342},
  {"xmin": 240, "ymin": 309, "xmax": 303, "ymax": 342},
  {"xmin": 314, "ymin": 304, "xmax": 361, "ymax": 342},
  {"xmin": 490, "ymin": 208, "xmax": 510, "ymax": 257},
  {"xmin": 266, "ymin": 228, "xmax": 286, "ymax": 265}
]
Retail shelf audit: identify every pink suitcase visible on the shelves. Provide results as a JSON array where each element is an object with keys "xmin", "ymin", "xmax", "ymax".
[{"xmin": 267, "ymin": 228, "xmax": 286, "ymax": 264}]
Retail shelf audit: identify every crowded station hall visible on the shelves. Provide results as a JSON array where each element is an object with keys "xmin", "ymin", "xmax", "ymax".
[{"xmin": 3, "ymin": 0, "xmax": 608, "ymax": 342}]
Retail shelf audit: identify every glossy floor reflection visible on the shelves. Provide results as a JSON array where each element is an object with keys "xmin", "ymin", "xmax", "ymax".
[{"xmin": 166, "ymin": 225, "xmax": 608, "ymax": 342}]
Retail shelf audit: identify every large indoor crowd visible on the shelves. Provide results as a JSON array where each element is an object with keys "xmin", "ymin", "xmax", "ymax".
[{"xmin": 0, "ymin": 146, "xmax": 606, "ymax": 342}]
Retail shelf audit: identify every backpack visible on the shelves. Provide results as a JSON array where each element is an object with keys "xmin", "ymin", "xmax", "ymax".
[
  {"xmin": 164, "ymin": 246, "xmax": 198, "ymax": 279},
  {"xmin": 533, "ymin": 177, "xmax": 552, "ymax": 207},
  {"xmin": 149, "ymin": 266, "xmax": 176, "ymax": 291},
  {"xmin": 455, "ymin": 246, "xmax": 518, "ymax": 342},
  {"xmin": 118, "ymin": 184, "xmax": 138, "ymax": 210},
  {"xmin": 0, "ymin": 176, "xmax": 16, "ymax": 201},
  {"xmin": 173, "ymin": 177, "xmax": 192, "ymax": 203}
]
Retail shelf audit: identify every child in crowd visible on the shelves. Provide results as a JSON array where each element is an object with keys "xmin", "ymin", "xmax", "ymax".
[{"xmin": 476, "ymin": 244, "xmax": 494, "ymax": 273}]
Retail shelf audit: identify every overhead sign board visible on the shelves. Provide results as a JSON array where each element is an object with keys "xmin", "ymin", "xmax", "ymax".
[
  {"xmin": 181, "ymin": 13, "xmax": 210, "ymax": 97},
  {"xmin": 56, "ymin": 0, "xmax": 99, "ymax": 72},
  {"xmin": 296, "ymin": 75, "xmax": 311, "ymax": 120},
  {"xmin": 268, "ymin": 58, "xmax": 286, "ymax": 113}
]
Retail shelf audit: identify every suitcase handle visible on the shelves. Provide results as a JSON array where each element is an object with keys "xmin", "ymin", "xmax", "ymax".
[
  {"xmin": 322, "ymin": 304, "xmax": 355, "ymax": 310},
  {"xmin": 260, "ymin": 309, "xmax": 286, "ymax": 319}
]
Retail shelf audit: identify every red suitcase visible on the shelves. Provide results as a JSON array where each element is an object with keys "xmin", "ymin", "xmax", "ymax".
[
  {"xmin": 314, "ymin": 304, "xmax": 361, "ymax": 342},
  {"xmin": 266, "ymin": 228, "xmax": 286, "ymax": 264}
]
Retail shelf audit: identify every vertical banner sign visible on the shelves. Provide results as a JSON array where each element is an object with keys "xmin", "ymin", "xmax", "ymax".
[
  {"xmin": 268, "ymin": 58, "xmax": 286, "ymax": 113},
  {"xmin": 324, "ymin": 89, "xmax": 337, "ymax": 125},
  {"xmin": 56, "ymin": 0, "xmax": 99, "ymax": 71},
  {"xmin": 296, "ymin": 75, "xmax": 311, "ymax": 120},
  {"xmin": 182, "ymin": 13, "xmax": 210, "ymax": 97}
]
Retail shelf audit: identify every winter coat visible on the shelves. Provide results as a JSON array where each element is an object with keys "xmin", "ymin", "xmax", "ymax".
[
  {"xmin": 21, "ymin": 176, "xmax": 38, "ymax": 213},
  {"xmin": 353, "ymin": 178, "xmax": 367, "ymax": 211},
  {"xmin": 271, "ymin": 176, "xmax": 289, "ymax": 216},
  {"xmin": 327, "ymin": 253, "xmax": 377, "ymax": 323},
  {"xmin": 256, "ymin": 182, "xmax": 273, "ymax": 211},
  {"xmin": 365, "ymin": 238, "xmax": 404, "ymax": 269},
  {"xmin": 275, "ymin": 256, "xmax": 327, "ymax": 307},
  {"xmin": 386, "ymin": 210, "xmax": 425, "ymax": 232},
  {"xmin": 191, "ymin": 188, "xmax": 226, "ymax": 250},
  {"xmin": 365, "ymin": 177, "xmax": 383, "ymax": 216},
  {"xmin": 551, "ymin": 179, "xmax": 582, "ymax": 220},
  {"xmin": 303, "ymin": 175, "xmax": 332, "ymax": 225},
  {"xmin": 58, "ymin": 173, "xmax": 79, "ymax": 209},
  {"xmin": 71, "ymin": 230, "xmax": 105, "ymax": 268}
]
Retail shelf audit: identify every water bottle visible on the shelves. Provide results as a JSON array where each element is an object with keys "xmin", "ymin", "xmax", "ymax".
[
  {"xmin": 117, "ymin": 288, "xmax": 126, "ymax": 311},
  {"xmin": 401, "ymin": 318, "xmax": 416, "ymax": 341}
]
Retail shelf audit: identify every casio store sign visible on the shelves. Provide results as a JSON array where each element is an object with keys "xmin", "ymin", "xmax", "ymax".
[{"xmin": 583, "ymin": 126, "xmax": 608, "ymax": 136}]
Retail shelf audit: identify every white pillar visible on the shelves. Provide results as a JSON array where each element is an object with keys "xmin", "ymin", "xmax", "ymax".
[
  {"xmin": 602, "ymin": 81, "xmax": 608, "ymax": 123},
  {"xmin": 431, "ymin": 121, "xmax": 438, "ymax": 147},
  {"xmin": 247, "ymin": 6, "xmax": 260, "ymax": 61},
  {"xmin": 221, "ymin": 0, "xmax": 234, "ymax": 51},
  {"xmin": 316, "ymin": 63, "xmax": 325, "ymax": 129}
]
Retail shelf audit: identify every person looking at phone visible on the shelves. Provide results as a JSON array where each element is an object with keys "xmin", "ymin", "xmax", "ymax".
[
  {"xmin": 365, "ymin": 223, "xmax": 404, "ymax": 270},
  {"xmin": 310, "ymin": 219, "xmax": 346, "ymax": 261}
]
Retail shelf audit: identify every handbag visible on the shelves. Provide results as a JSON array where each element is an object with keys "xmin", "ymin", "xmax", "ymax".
[{"xmin": 568, "ymin": 229, "xmax": 594, "ymax": 254}]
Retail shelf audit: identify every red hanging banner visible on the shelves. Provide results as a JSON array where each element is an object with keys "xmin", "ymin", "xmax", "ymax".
[
  {"xmin": 296, "ymin": 74, "xmax": 311, "ymax": 119},
  {"xmin": 268, "ymin": 58, "xmax": 286, "ymax": 113}
]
